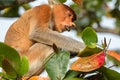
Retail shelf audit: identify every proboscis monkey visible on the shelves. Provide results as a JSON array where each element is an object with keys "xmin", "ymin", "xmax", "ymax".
[{"xmin": 4, "ymin": 3, "xmax": 85, "ymax": 76}]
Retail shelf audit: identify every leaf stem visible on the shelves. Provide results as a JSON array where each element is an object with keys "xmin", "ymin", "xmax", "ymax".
[{"xmin": 108, "ymin": 64, "xmax": 118, "ymax": 68}]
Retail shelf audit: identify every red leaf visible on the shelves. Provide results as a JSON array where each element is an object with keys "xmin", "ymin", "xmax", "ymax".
[{"xmin": 71, "ymin": 51, "xmax": 105, "ymax": 72}]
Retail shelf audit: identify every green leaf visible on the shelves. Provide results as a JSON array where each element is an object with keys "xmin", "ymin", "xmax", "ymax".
[
  {"xmin": 22, "ymin": 4, "xmax": 31, "ymax": 10},
  {"xmin": 99, "ymin": 66, "xmax": 120, "ymax": 80},
  {"xmin": 19, "ymin": 56, "xmax": 29, "ymax": 76},
  {"xmin": 107, "ymin": 54, "xmax": 120, "ymax": 66},
  {"xmin": 58, "ymin": 0, "xmax": 67, "ymax": 3},
  {"xmin": 54, "ymin": 0, "xmax": 67, "ymax": 3},
  {"xmin": 0, "ymin": 72, "xmax": 13, "ymax": 80},
  {"xmin": 0, "ymin": 56, "xmax": 3, "ymax": 66},
  {"xmin": 2, "ymin": 6, "xmax": 20, "ymax": 17},
  {"xmin": 45, "ymin": 50, "xmax": 70, "ymax": 80},
  {"xmin": 2, "ymin": 59, "xmax": 17, "ymax": 79},
  {"xmin": 64, "ymin": 70, "xmax": 81, "ymax": 79},
  {"xmin": 0, "ymin": 72, "xmax": 5, "ymax": 76},
  {"xmin": 81, "ymin": 27, "xmax": 98, "ymax": 48},
  {"xmin": 0, "ymin": 42, "xmax": 21, "ymax": 74},
  {"xmin": 115, "ymin": 18, "xmax": 120, "ymax": 28},
  {"xmin": 78, "ymin": 47, "xmax": 102, "ymax": 57}
]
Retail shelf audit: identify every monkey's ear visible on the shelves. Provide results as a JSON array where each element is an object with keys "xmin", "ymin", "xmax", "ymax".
[{"xmin": 53, "ymin": 43, "xmax": 59, "ymax": 53}]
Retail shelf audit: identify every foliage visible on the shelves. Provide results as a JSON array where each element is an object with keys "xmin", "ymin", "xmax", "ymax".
[
  {"xmin": 0, "ymin": 0, "xmax": 31, "ymax": 17},
  {"xmin": 98, "ymin": 66, "xmax": 120, "ymax": 80},
  {"xmin": 81, "ymin": 27, "xmax": 98, "ymax": 48},
  {"xmin": 0, "ymin": 0, "xmax": 15, "ymax": 7},
  {"xmin": 0, "ymin": 42, "xmax": 29, "ymax": 80},
  {"xmin": 0, "ymin": 27, "xmax": 120, "ymax": 80},
  {"xmin": 45, "ymin": 50, "xmax": 70, "ymax": 80},
  {"xmin": 71, "ymin": 51, "xmax": 105, "ymax": 72},
  {"xmin": 1, "ymin": 0, "xmax": 120, "ymax": 35},
  {"xmin": 70, "ymin": 0, "xmax": 120, "ymax": 35},
  {"xmin": 107, "ymin": 50, "xmax": 120, "ymax": 66},
  {"xmin": 44, "ymin": 27, "xmax": 120, "ymax": 80},
  {"xmin": 0, "ymin": 0, "xmax": 120, "ymax": 80}
]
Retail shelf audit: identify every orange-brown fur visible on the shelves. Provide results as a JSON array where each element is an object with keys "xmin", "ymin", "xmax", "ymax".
[{"xmin": 5, "ymin": 4, "xmax": 85, "ymax": 76}]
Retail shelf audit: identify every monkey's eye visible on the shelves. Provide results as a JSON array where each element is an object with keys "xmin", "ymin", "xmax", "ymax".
[{"xmin": 67, "ymin": 13, "xmax": 72, "ymax": 17}]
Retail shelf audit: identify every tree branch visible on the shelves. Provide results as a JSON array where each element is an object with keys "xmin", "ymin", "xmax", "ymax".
[
  {"xmin": 0, "ymin": 0, "xmax": 35, "ymax": 10},
  {"xmin": 16, "ymin": 0, "xmax": 35, "ymax": 4},
  {"xmin": 95, "ymin": 27, "xmax": 120, "ymax": 35}
]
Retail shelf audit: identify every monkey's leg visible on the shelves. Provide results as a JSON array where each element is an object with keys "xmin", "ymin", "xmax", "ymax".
[{"xmin": 25, "ymin": 43, "xmax": 53, "ymax": 77}]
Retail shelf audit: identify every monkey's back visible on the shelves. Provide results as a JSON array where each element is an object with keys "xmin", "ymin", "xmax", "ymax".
[
  {"xmin": 4, "ymin": 4, "xmax": 51, "ymax": 54},
  {"xmin": 4, "ymin": 10, "xmax": 33, "ymax": 54}
]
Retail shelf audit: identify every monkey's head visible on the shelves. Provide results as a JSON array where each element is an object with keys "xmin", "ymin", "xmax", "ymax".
[{"xmin": 53, "ymin": 4, "xmax": 76, "ymax": 32}]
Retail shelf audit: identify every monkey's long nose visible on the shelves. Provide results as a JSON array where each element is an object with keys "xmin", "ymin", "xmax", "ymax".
[{"xmin": 71, "ymin": 23, "xmax": 76, "ymax": 28}]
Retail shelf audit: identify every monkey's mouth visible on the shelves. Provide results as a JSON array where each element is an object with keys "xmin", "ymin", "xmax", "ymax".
[
  {"xmin": 64, "ymin": 24, "xmax": 76, "ymax": 31},
  {"xmin": 65, "ymin": 25, "xmax": 71, "ymax": 31},
  {"xmin": 62, "ymin": 23, "xmax": 76, "ymax": 32}
]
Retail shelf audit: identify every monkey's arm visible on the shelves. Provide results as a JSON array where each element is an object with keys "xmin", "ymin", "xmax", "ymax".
[{"xmin": 30, "ymin": 28, "xmax": 86, "ymax": 52}]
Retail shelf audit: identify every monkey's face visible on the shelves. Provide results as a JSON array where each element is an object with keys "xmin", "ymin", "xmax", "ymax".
[{"xmin": 53, "ymin": 4, "xmax": 76, "ymax": 32}]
